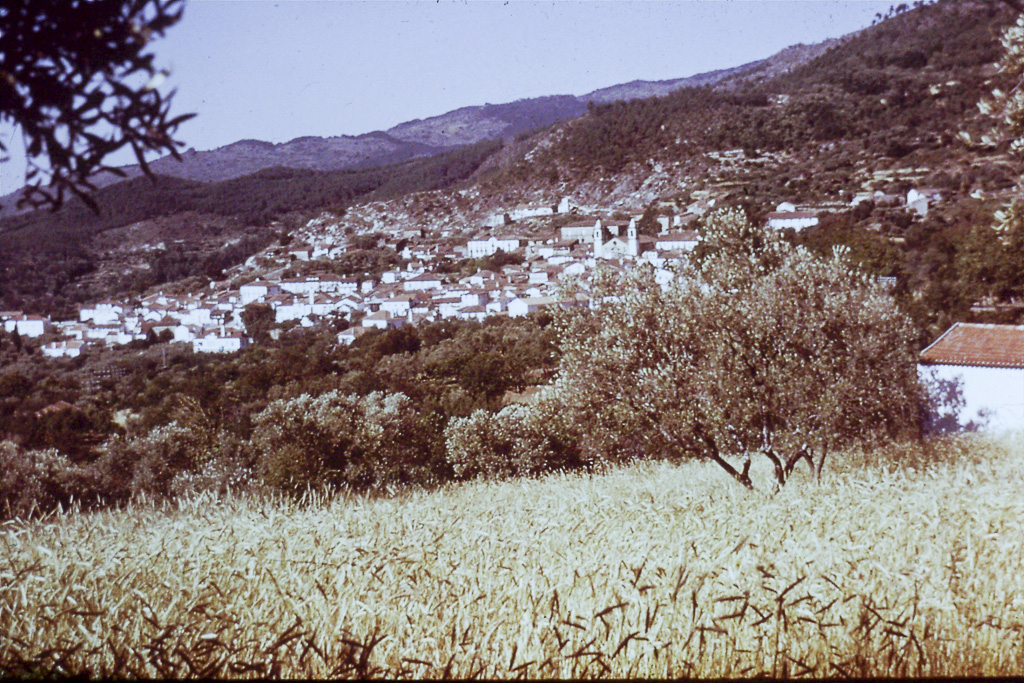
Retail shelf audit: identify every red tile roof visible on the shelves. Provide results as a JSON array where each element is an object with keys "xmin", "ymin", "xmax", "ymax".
[{"xmin": 919, "ymin": 323, "xmax": 1024, "ymax": 369}]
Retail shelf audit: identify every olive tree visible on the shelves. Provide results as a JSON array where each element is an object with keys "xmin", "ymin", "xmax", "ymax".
[
  {"xmin": 963, "ymin": 6, "xmax": 1024, "ymax": 301},
  {"xmin": 551, "ymin": 208, "xmax": 922, "ymax": 491},
  {"xmin": 0, "ymin": 0, "xmax": 193, "ymax": 210},
  {"xmin": 250, "ymin": 390, "xmax": 444, "ymax": 492}
]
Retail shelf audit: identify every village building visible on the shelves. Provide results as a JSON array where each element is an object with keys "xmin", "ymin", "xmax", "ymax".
[
  {"xmin": 560, "ymin": 223, "xmax": 599, "ymax": 243},
  {"xmin": 466, "ymin": 236, "xmax": 522, "ymax": 259},
  {"xmin": 655, "ymin": 230, "xmax": 700, "ymax": 252},
  {"xmin": 361, "ymin": 310, "xmax": 407, "ymax": 330},
  {"xmin": 41, "ymin": 340, "xmax": 85, "ymax": 359},
  {"xmin": 907, "ymin": 188, "xmax": 943, "ymax": 217},
  {"xmin": 918, "ymin": 323, "xmax": 1024, "ymax": 432},
  {"xmin": 192, "ymin": 327, "xmax": 250, "ymax": 354},
  {"xmin": 79, "ymin": 302, "xmax": 123, "ymax": 326},
  {"xmin": 766, "ymin": 202, "xmax": 819, "ymax": 231},
  {"xmin": 240, "ymin": 280, "xmax": 282, "ymax": 305},
  {"xmin": 403, "ymin": 273, "xmax": 444, "ymax": 292},
  {"xmin": 337, "ymin": 326, "xmax": 370, "ymax": 346},
  {"xmin": 593, "ymin": 220, "xmax": 639, "ymax": 259},
  {"xmin": 2, "ymin": 312, "xmax": 47, "ymax": 338}
]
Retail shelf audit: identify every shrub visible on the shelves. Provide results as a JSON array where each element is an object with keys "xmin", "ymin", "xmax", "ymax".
[
  {"xmin": 251, "ymin": 390, "xmax": 443, "ymax": 493},
  {"xmin": 444, "ymin": 400, "xmax": 589, "ymax": 481},
  {"xmin": 0, "ymin": 441, "xmax": 103, "ymax": 520},
  {"xmin": 96, "ymin": 422, "xmax": 198, "ymax": 501},
  {"xmin": 94, "ymin": 418, "xmax": 248, "ymax": 502}
]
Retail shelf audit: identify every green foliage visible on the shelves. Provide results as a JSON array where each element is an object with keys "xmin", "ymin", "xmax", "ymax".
[
  {"xmin": 241, "ymin": 303, "xmax": 275, "ymax": 343},
  {"xmin": 0, "ymin": 314, "xmax": 558, "ymax": 514},
  {"xmin": 636, "ymin": 206, "xmax": 662, "ymax": 237},
  {"xmin": 0, "ymin": 441, "xmax": 103, "ymax": 520},
  {"xmin": 251, "ymin": 390, "xmax": 444, "ymax": 493},
  {"xmin": 956, "ymin": 200, "xmax": 1024, "ymax": 302},
  {"xmin": 797, "ymin": 213, "xmax": 903, "ymax": 277},
  {"xmin": 444, "ymin": 400, "xmax": 587, "ymax": 481}
]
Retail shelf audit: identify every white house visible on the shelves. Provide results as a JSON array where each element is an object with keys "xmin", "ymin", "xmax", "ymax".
[
  {"xmin": 361, "ymin": 310, "xmax": 407, "ymax": 330},
  {"xmin": 907, "ymin": 188, "xmax": 942, "ymax": 217},
  {"xmin": 456, "ymin": 305, "xmax": 489, "ymax": 323},
  {"xmin": 337, "ymin": 326, "xmax": 369, "ymax": 346},
  {"xmin": 311, "ymin": 276, "xmax": 359, "ymax": 295},
  {"xmin": 561, "ymin": 224, "xmax": 598, "ymax": 243},
  {"xmin": 918, "ymin": 323, "xmax": 1024, "ymax": 432},
  {"xmin": 240, "ymin": 280, "xmax": 281, "ymax": 305},
  {"xmin": 466, "ymin": 236, "xmax": 521, "ymax": 259},
  {"xmin": 766, "ymin": 210, "xmax": 819, "ymax": 231},
  {"xmin": 380, "ymin": 294, "xmax": 418, "ymax": 317},
  {"xmin": 79, "ymin": 302, "xmax": 123, "ymax": 325},
  {"xmin": 3, "ymin": 314, "xmax": 47, "ymax": 338},
  {"xmin": 192, "ymin": 327, "xmax": 250, "ymax": 354},
  {"xmin": 41, "ymin": 340, "xmax": 85, "ymax": 359},
  {"xmin": 279, "ymin": 277, "xmax": 326, "ymax": 296},
  {"xmin": 507, "ymin": 296, "xmax": 575, "ymax": 317},
  {"xmin": 655, "ymin": 230, "xmax": 700, "ymax": 252},
  {"xmin": 403, "ymin": 273, "xmax": 444, "ymax": 292}
]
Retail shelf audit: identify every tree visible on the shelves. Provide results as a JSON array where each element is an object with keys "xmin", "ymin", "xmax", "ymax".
[
  {"xmin": 251, "ymin": 390, "xmax": 443, "ymax": 492},
  {"xmin": 956, "ymin": 201, "xmax": 1024, "ymax": 302},
  {"xmin": 971, "ymin": 4, "xmax": 1024, "ymax": 297},
  {"xmin": 0, "ymin": 0, "xmax": 194, "ymax": 210},
  {"xmin": 240, "ymin": 303, "xmax": 275, "ymax": 343},
  {"xmin": 549, "ymin": 209, "xmax": 922, "ymax": 491},
  {"xmin": 637, "ymin": 205, "xmax": 662, "ymax": 237}
]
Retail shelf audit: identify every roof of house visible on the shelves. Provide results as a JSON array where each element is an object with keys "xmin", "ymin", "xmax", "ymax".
[
  {"xmin": 657, "ymin": 230, "xmax": 699, "ymax": 242},
  {"xmin": 919, "ymin": 323, "xmax": 1024, "ymax": 369},
  {"xmin": 766, "ymin": 211, "xmax": 819, "ymax": 220}
]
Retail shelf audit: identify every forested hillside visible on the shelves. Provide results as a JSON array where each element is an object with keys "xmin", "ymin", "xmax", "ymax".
[
  {"xmin": 0, "ymin": 140, "xmax": 502, "ymax": 315},
  {"xmin": 510, "ymin": 1, "xmax": 1006, "ymax": 181}
]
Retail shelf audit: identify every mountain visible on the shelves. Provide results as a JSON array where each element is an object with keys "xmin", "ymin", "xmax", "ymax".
[
  {"xmin": 0, "ymin": 141, "xmax": 503, "ymax": 316},
  {"xmin": 581, "ymin": 39, "xmax": 844, "ymax": 104},
  {"xmin": 1, "ymin": 33, "xmax": 841, "ymax": 215},
  {"xmin": 485, "ymin": 0, "xmax": 1013, "ymax": 203}
]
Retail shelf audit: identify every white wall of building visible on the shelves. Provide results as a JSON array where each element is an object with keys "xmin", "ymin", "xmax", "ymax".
[{"xmin": 919, "ymin": 364, "xmax": 1024, "ymax": 433}]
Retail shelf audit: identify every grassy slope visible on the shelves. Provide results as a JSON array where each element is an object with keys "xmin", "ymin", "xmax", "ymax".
[{"xmin": 1, "ymin": 436, "xmax": 1023, "ymax": 678}]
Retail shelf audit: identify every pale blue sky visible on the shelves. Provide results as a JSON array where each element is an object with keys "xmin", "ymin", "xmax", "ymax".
[{"xmin": 1, "ymin": 0, "xmax": 898, "ymax": 192}]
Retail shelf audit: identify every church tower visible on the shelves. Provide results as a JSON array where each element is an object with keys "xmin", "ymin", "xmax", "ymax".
[
  {"xmin": 627, "ymin": 218, "xmax": 638, "ymax": 257},
  {"xmin": 593, "ymin": 219, "xmax": 604, "ymax": 259}
]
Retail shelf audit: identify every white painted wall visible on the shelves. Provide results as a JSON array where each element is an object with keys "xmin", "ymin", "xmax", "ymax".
[{"xmin": 919, "ymin": 364, "xmax": 1024, "ymax": 433}]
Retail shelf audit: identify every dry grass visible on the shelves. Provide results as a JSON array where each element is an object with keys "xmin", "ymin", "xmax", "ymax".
[{"xmin": 2, "ymin": 434, "xmax": 1023, "ymax": 678}]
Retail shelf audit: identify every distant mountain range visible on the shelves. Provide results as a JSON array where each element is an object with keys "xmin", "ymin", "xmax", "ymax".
[{"xmin": 0, "ymin": 33, "xmax": 842, "ymax": 215}]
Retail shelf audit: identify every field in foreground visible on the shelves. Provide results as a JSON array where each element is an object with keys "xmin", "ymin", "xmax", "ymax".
[{"xmin": 2, "ymin": 437, "xmax": 1023, "ymax": 678}]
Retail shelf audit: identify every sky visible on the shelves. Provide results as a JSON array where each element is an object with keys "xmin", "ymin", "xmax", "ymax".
[{"xmin": 0, "ymin": 0, "xmax": 899, "ymax": 194}]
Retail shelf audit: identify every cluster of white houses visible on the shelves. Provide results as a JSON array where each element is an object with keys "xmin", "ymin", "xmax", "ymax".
[
  {"xmin": 9, "ymin": 187, "xmax": 950, "ymax": 362},
  {"xmin": 19, "ymin": 217, "xmax": 703, "ymax": 359}
]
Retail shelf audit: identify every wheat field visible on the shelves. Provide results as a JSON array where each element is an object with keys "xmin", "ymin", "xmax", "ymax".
[{"xmin": 2, "ymin": 436, "xmax": 1023, "ymax": 678}]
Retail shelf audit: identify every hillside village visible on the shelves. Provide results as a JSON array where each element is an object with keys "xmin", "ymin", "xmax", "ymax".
[{"xmin": 0, "ymin": 183, "xmax": 948, "ymax": 359}]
